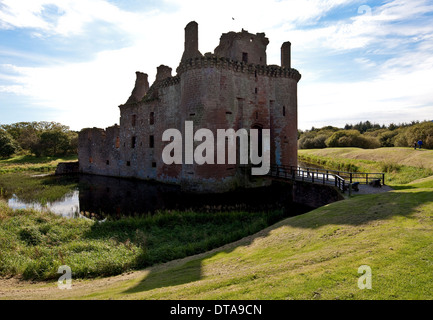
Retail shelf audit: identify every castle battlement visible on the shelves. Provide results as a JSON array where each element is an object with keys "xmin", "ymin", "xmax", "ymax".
[{"xmin": 176, "ymin": 56, "xmax": 301, "ymax": 81}]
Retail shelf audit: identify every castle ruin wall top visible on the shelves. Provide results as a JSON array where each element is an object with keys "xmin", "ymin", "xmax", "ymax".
[{"xmin": 122, "ymin": 22, "xmax": 301, "ymax": 106}]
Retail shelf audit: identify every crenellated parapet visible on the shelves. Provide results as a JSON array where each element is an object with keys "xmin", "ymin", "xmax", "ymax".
[
  {"xmin": 139, "ymin": 75, "xmax": 181, "ymax": 103},
  {"xmin": 176, "ymin": 55, "xmax": 301, "ymax": 82}
]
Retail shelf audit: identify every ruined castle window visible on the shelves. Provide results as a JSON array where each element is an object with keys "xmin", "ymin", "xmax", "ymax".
[
  {"xmin": 89, "ymin": 157, "xmax": 93, "ymax": 164},
  {"xmin": 115, "ymin": 137, "xmax": 120, "ymax": 148},
  {"xmin": 242, "ymin": 52, "xmax": 248, "ymax": 63},
  {"xmin": 126, "ymin": 161, "xmax": 131, "ymax": 167},
  {"xmin": 255, "ymin": 70, "xmax": 257, "ymax": 78},
  {"xmin": 149, "ymin": 135, "xmax": 154, "ymax": 148},
  {"xmin": 132, "ymin": 115, "xmax": 137, "ymax": 127},
  {"xmin": 152, "ymin": 162, "xmax": 157, "ymax": 168},
  {"xmin": 283, "ymin": 105, "xmax": 286, "ymax": 117},
  {"xmin": 255, "ymin": 88, "xmax": 258, "ymax": 94},
  {"xmin": 149, "ymin": 112, "xmax": 155, "ymax": 125},
  {"xmin": 131, "ymin": 136, "xmax": 136, "ymax": 148},
  {"xmin": 106, "ymin": 160, "xmax": 110, "ymax": 165}
]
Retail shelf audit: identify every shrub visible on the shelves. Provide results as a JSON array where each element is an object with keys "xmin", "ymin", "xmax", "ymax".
[
  {"xmin": 325, "ymin": 130, "xmax": 380, "ymax": 149},
  {"xmin": 298, "ymin": 128, "xmax": 336, "ymax": 149},
  {"xmin": 394, "ymin": 121, "xmax": 433, "ymax": 149},
  {"xmin": 19, "ymin": 227, "xmax": 43, "ymax": 246},
  {"xmin": 298, "ymin": 134, "xmax": 329, "ymax": 149}
]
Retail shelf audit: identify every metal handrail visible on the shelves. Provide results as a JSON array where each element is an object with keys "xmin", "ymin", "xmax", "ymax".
[
  {"xmin": 276, "ymin": 165, "xmax": 386, "ymax": 186},
  {"xmin": 267, "ymin": 165, "xmax": 347, "ymax": 192}
]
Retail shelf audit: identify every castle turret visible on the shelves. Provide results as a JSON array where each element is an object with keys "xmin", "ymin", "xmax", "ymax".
[
  {"xmin": 281, "ymin": 41, "xmax": 291, "ymax": 69},
  {"xmin": 126, "ymin": 71, "xmax": 149, "ymax": 104},
  {"xmin": 156, "ymin": 65, "xmax": 172, "ymax": 81},
  {"xmin": 181, "ymin": 21, "xmax": 202, "ymax": 61},
  {"xmin": 214, "ymin": 29, "xmax": 269, "ymax": 65}
]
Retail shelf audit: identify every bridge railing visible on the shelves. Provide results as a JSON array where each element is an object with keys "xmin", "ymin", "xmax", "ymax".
[
  {"xmin": 295, "ymin": 166, "xmax": 386, "ymax": 186},
  {"xmin": 267, "ymin": 165, "xmax": 347, "ymax": 192},
  {"xmin": 267, "ymin": 164, "xmax": 386, "ymax": 193}
]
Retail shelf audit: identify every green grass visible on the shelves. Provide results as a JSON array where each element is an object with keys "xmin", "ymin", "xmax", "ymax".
[
  {"xmin": 298, "ymin": 148, "xmax": 433, "ymax": 185},
  {"xmin": 0, "ymin": 155, "xmax": 79, "ymax": 204},
  {"xmin": 0, "ymin": 155, "xmax": 77, "ymax": 174},
  {"xmin": 0, "ymin": 201, "xmax": 288, "ymax": 280},
  {"xmin": 0, "ymin": 172, "xmax": 77, "ymax": 204},
  {"xmin": 69, "ymin": 177, "xmax": 433, "ymax": 300},
  {"xmin": 1, "ymin": 148, "xmax": 433, "ymax": 300},
  {"xmin": 14, "ymin": 177, "xmax": 430, "ymax": 300}
]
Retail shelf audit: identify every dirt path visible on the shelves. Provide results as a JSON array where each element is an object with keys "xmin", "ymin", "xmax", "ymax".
[
  {"xmin": 354, "ymin": 184, "xmax": 393, "ymax": 195},
  {"xmin": 0, "ymin": 271, "xmax": 144, "ymax": 300}
]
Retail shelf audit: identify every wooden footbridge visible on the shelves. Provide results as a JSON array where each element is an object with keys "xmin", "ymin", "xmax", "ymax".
[{"xmin": 267, "ymin": 165, "xmax": 386, "ymax": 193}]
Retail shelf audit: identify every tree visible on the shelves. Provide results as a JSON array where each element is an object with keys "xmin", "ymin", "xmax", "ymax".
[
  {"xmin": 0, "ymin": 121, "xmax": 78, "ymax": 157},
  {"xmin": 38, "ymin": 129, "xmax": 71, "ymax": 156},
  {"xmin": 0, "ymin": 129, "xmax": 18, "ymax": 158}
]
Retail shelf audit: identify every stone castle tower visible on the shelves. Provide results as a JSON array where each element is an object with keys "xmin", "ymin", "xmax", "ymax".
[{"xmin": 78, "ymin": 21, "xmax": 301, "ymax": 193}]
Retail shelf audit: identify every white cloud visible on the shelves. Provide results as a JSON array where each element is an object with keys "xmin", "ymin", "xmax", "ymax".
[
  {"xmin": 0, "ymin": 0, "xmax": 143, "ymax": 36},
  {"xmin": 2, "ymin": 0, "xmax": 433, "ymax": 131},
  {"xmin": 299, "ymin": 52, "xmax": 433, "ymax": 129}
]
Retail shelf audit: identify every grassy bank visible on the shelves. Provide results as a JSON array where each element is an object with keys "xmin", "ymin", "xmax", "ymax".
[
  {"xmin": 1, "ymin": 148, "xmax": 433, "ymax": 299},
  {"xmin": 0, "ymin": 155, "xmax": 77, "ymax": 174},
  {"xmin": 0, "ymin": 155, "xmax": 79, "ymax": 205},
  {"xmin": 0, "ymin": 201, "xmax": 288, "ymax": 280},
  {"xmin": 298, "ymin": 147, "xmax": 433, "ymax": 185},
  {"xmin": 2, "ymin": 175, "xmax": 432, "ymax": 300},
  {"xmin": 0, "ymin": 173, "xmax": 77, "ymax": 204},
  {"xmin": 0, "ymin": 155, "xmax": 299, "ymax": 281}
]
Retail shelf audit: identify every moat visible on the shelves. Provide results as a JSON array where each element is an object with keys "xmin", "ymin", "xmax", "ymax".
[{"xmin": 2, "ymin": 173, "xmax": 314, "ymax": 220}]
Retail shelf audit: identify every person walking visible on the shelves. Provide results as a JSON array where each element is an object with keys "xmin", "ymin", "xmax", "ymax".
[
  {"xmin": 418, "ymin": 140, "xmax": 423, "ymax": 149},
  {"xmin": 414, "ymin": 141, "xmax": 418, "ymax": 150}
]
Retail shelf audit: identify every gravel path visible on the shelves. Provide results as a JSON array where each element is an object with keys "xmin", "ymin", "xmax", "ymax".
[{"xmin": 349, "ymin": 184, "xmax": 393, "ymax": 195}]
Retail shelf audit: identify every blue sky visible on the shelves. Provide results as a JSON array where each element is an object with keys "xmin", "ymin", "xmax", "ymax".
[{"xmin": 1, "ymin": 0, "xmax": 432, "ymax": 131}]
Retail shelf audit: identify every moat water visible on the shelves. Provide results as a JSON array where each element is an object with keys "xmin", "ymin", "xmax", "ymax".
[{"xmin": 2, "ymin": 174, "xmax": 314, "ymax": 220}]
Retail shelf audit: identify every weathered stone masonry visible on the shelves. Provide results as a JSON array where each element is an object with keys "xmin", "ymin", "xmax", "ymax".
[{"xmin": 78, "ymin": 21, "xmax": 301, "ymax": 193}]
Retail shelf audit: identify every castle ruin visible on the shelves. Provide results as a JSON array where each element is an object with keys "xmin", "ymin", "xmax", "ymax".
[{"xmin": 78, "ymin": 21, "xmax": 301, "ymax": 193}]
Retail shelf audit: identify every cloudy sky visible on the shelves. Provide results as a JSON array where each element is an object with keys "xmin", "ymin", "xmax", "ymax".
[{"xmin": 1, "ymin": 0, "xmax": 432, "ymax": 131}]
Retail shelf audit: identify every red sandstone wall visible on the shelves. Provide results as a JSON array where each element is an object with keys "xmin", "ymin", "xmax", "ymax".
[{"xmin": 78, "ymin": 25, "xmax": 301, "ymax": 193}]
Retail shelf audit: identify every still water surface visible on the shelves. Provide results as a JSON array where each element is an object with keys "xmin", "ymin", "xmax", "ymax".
[{"xmin": 3, "ymin": 174, "xmax": 313, "ymax": 220}]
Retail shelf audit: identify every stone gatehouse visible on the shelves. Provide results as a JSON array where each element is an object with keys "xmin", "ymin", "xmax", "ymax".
[{"xmin": 78, "ymin": 21, "xmax": 301, "ymax": 193}]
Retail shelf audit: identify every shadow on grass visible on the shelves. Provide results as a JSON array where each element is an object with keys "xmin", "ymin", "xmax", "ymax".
[
  {"xmin": 125, "ymin": 259, "xmax": 205, "ymax": 294},
  {"xmin": 121, "ymin": 188, "xmax": 433, "ymax": 296},
  {"xmin": 122, "ymin": 235, "xmax": 266, "ymax": 295}
]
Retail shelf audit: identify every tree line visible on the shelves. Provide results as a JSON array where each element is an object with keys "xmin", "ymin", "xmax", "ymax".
[
  {"xmin": 0, "ymin": 122, "xmax": 78, "ymax": 158},
  {"xmin": 298, "ymin": 120, "xmax": 433, "ymax": 150}
]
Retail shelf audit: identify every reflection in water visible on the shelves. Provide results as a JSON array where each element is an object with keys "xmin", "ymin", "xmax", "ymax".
[
  {"xmin": 4, "ymin": 174, "xmax": 313, "ymax": 220},
  {"xmin": 8, "ymin": 191, "xmax": 80, "ymax": 219}
]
